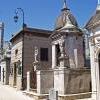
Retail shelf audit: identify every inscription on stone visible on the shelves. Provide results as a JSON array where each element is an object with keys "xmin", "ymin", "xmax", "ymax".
[{"xmin": 49, "ymin": 89, "xmax": 58, "ymax": 100}]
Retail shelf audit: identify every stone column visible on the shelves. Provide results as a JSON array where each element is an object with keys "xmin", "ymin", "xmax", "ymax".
[
  {"xmin": 37, "ymin": 71, "xmax": 41, "ymax": 94},
  {"xmin": 52, "ymin": 44, "xmax": 56, "ymax": 69},
  {"xmin": 89, "ymin": 41, "xmax": 97, "ymax": 100},
  {"xmin": 27, "ymin": 71, "xmax": 30, "ymax": 91},
  {"xmin": 74, "ymin": 49, "xmax": 78, "ymax": 68},
  {"xmin": 54, "ymin": 69, "xmax": 69, "ymax": 94}
]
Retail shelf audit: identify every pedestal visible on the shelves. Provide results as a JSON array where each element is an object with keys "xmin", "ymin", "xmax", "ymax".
[
  {"xmin": 33, "ymin": 61, "xmax": 40, "ymax": 71},
  {"xmin": 59, "ymin": 55, "xmax": 69, "ymax": 69},
  {"xmin": 54, "ymin": 68, "xmax": 69, "ymax": 94},
  {"xmin": 36, "ymin": 70, "xmax": 54, "ymax": 94}
]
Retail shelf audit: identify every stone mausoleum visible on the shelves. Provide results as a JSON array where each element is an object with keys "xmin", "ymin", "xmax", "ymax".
[
  {"xmin": 85, "ymin": 2, "xmax": 100, "ymax": 100},
  {"xmin": 35, "ymin": 1, "xmax": 91, "ymax": 100}
]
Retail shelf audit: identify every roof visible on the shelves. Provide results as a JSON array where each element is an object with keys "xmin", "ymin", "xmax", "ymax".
[
  {"xmin": 55, "ymin": 1, "xmax": 78, "ymax": 30},
  {"xmin": 85, "ymin": 4, "xmax": 100, "ymax": 30},
  {"xmin": 10, "ymin": 27, "xmax": 52, "ymax": 42}
]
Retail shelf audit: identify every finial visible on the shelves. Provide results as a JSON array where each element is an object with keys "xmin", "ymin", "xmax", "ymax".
[
  {"xmin": 98, "ymin": 0, "xmax": 100, "ymax": 4},
  {"xmin": 97, "ymin": 0, "xmax": 100, "ymax": 11},
  {"xmin": 62, "ymin": 0, "xmax": 69, "ymax": 11},
  {"xmin": 63, "ymin": 0, "xmax": 67, "ymax": 8}
]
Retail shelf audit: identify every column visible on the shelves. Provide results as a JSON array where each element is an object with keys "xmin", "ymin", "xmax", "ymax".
[
  {"xmin": 27, "ymin": 71, "xmax": 30, "ymax": 91},
  {"xmin": 52, "ymin": 44, "xmax": 56, "ymax": 69},
  {"xmin": 89, "ymin": 42, "xmax": 97, "ymax": 99},
  {"xmin": 74, "ymin": 49, "xmax": 78, "ymax": 68}
]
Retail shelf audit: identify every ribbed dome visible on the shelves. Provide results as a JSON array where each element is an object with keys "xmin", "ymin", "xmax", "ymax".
[{"xmin": 55, "ymin": 1, "xmax": 78, "ymax": 30}]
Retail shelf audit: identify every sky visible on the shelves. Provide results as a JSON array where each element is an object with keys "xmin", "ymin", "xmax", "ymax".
[{"xmin": 0, "ymin": 0, "xmax": 97, "ymax": 41}]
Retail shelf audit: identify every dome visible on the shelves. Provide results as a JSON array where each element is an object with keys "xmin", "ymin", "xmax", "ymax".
[
  {"xmin": 85, "ymin": 4, "xmax": 100, "ymax": 29},
  {"xmin": 55, "ymin": 1, "xmax": 78, "ymax": 30}
]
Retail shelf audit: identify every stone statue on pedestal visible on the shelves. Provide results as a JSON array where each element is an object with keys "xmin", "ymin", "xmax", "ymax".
[
  {"xmin": 59, "ymin": 37, "xmax": 65, "ymax": 57},
  {"xmin": 34, "ymin": 46, "xmax": 38, "ymax": 62},
  {"xmin": 58, "ymin": 37, "xmax": 69, "ymax": 68},
  {"xmin": 33, "ymin": 46, "xmax": 40, "ymax": 71}
]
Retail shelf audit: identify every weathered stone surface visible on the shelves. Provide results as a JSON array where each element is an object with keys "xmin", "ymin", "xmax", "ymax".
[
  {"xmin": 49, "ymin": 89, "xmax": 58, "ymax": 100},
  {"xmin": 36, "ymin": 70, "xmax": 54, "ymax": 94},
  {"xmin": 54, "ymin": 68, "xmax": 91, "ymax": 95},
  {"xmin": 10, "ymin": 28, "xmax": 52, "ymax": 90}
]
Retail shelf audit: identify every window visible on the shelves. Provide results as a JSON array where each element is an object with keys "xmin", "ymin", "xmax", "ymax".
[{"xmin": 40, "ymin": 48, "xmax": 48, "ymax": 61}]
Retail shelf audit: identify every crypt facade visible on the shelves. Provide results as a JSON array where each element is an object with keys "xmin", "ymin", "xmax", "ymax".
[
  {"xmin": 85, "ymin": 2, "xmax": 100, "ymax": 100},
  {"xmin": 9, "ymin": 27, "xmax": 52, "ymax": 90},
  {"xmin": 35, "ymin": 1, "xmax": 91, "ymax": 100}
]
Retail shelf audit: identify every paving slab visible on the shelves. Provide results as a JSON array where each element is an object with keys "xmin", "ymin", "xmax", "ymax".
[{"xmin": 0, "ymin": 84, "xmax": 34, "ymax": 100}]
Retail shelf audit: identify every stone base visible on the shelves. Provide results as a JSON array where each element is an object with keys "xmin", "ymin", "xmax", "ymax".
[
  {"xmin": 54, "ymin": 68, "xmax": 91, "ymax": 94},
  {"xmin": 23, "ymin": 91, "xmax": 48, "ymax": 100},
  {"xmin": 23, "ymin": 91, "xmax": 91, "ymax": 100},
  {"xmin": 36, "ymin": 70, "xmax": 54, "ymax": 94},
  {"xmin": 58, "ymin": 92, "xmax": 91, "ymax": 100}
]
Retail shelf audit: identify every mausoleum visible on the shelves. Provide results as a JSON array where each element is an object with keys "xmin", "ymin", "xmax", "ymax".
[{"xmin": 35, "ymin": 1, "xmax": 91, "ymax": 100}]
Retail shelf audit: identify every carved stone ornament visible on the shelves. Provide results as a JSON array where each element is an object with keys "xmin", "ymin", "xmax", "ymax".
[{"xmin": 90, "ymin": 38, "xmax": 95, "ymax": 46}]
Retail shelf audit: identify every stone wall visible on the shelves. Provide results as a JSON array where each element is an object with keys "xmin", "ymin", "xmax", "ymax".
[
  {"xmin": 36, "ymin": 70, "xmax": 54, "ymax": 94},
  {"xmin": 10, "ymin": 31, "xmax": 52, "ymax": 90},
  {"xmin": 23, "ymin": 34, "xmax": 52, "ymax": 89},
  {"xmin": 54, "ymin": 68, "xmax": 91, "ymax": 95}
]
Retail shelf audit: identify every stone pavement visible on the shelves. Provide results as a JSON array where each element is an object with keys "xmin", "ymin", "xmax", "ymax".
[
  {"xmin": 0, "ymin": 84, "xmax": 34, "ymax": 100},
  {"xmin": 77, "ymin": 98, "xmax": 92, "ymax": 100}
]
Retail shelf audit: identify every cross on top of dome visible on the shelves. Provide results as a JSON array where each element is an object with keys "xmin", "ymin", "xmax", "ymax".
[{"xmin": 62, "ymin": 0, "xmax": 69, "ymax": 11}]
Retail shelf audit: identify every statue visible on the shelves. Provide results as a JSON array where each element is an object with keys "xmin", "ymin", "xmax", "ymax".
[
  {"xmin": 59, "ymin": 37, "xmax": 65, "ymax": 57},
  {"xmin": 34, "ymin": 46, "xmax": 38, "ymax": 62},
  {"xmin": 59, "ymin": 36, "xmax": 69, "ymax": 68}
]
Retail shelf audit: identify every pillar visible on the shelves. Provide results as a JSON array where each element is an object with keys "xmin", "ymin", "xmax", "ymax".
[
  {"xmin": 27, "ymin": 71, "xmax": 30, "ymax": 91},
  {"xmin": 52, "ymin": 44, "xmax": 56, "ymax": 69},
  {"xmin": 89, "ymin": 42, "xmax": 97, "ymax": 99},
  {"xmin": 74, "ymin": 49, "xmax": 78, "ymax": 68}
]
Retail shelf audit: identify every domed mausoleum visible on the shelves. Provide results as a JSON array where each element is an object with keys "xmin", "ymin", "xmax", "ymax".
[
  {"xmin": 50, "ymin": 0, "xmax": 84, "ymax": 69},
  {"xmin": 49, "ymin": 0, "xmax": 91, "ymax": 98},
  {"xmin": 36, "ymin": 1, "xmax": 91, "ymax": 100},
  {"xmin": 85, "ymin": 2, "xmax": 100, "ymax": 100},
  {"xmin": 55, "ymin": 1, "xmax": 78, "ymax": 31}
]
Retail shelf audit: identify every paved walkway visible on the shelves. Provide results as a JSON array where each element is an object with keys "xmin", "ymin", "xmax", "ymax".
[
  {"xmin": 0, "ymin": 84, "xmax": 34, "ymax": 100},
  {"xmin": 77, "ymin": 98, "xmax": 92, "ymax": 100}
]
